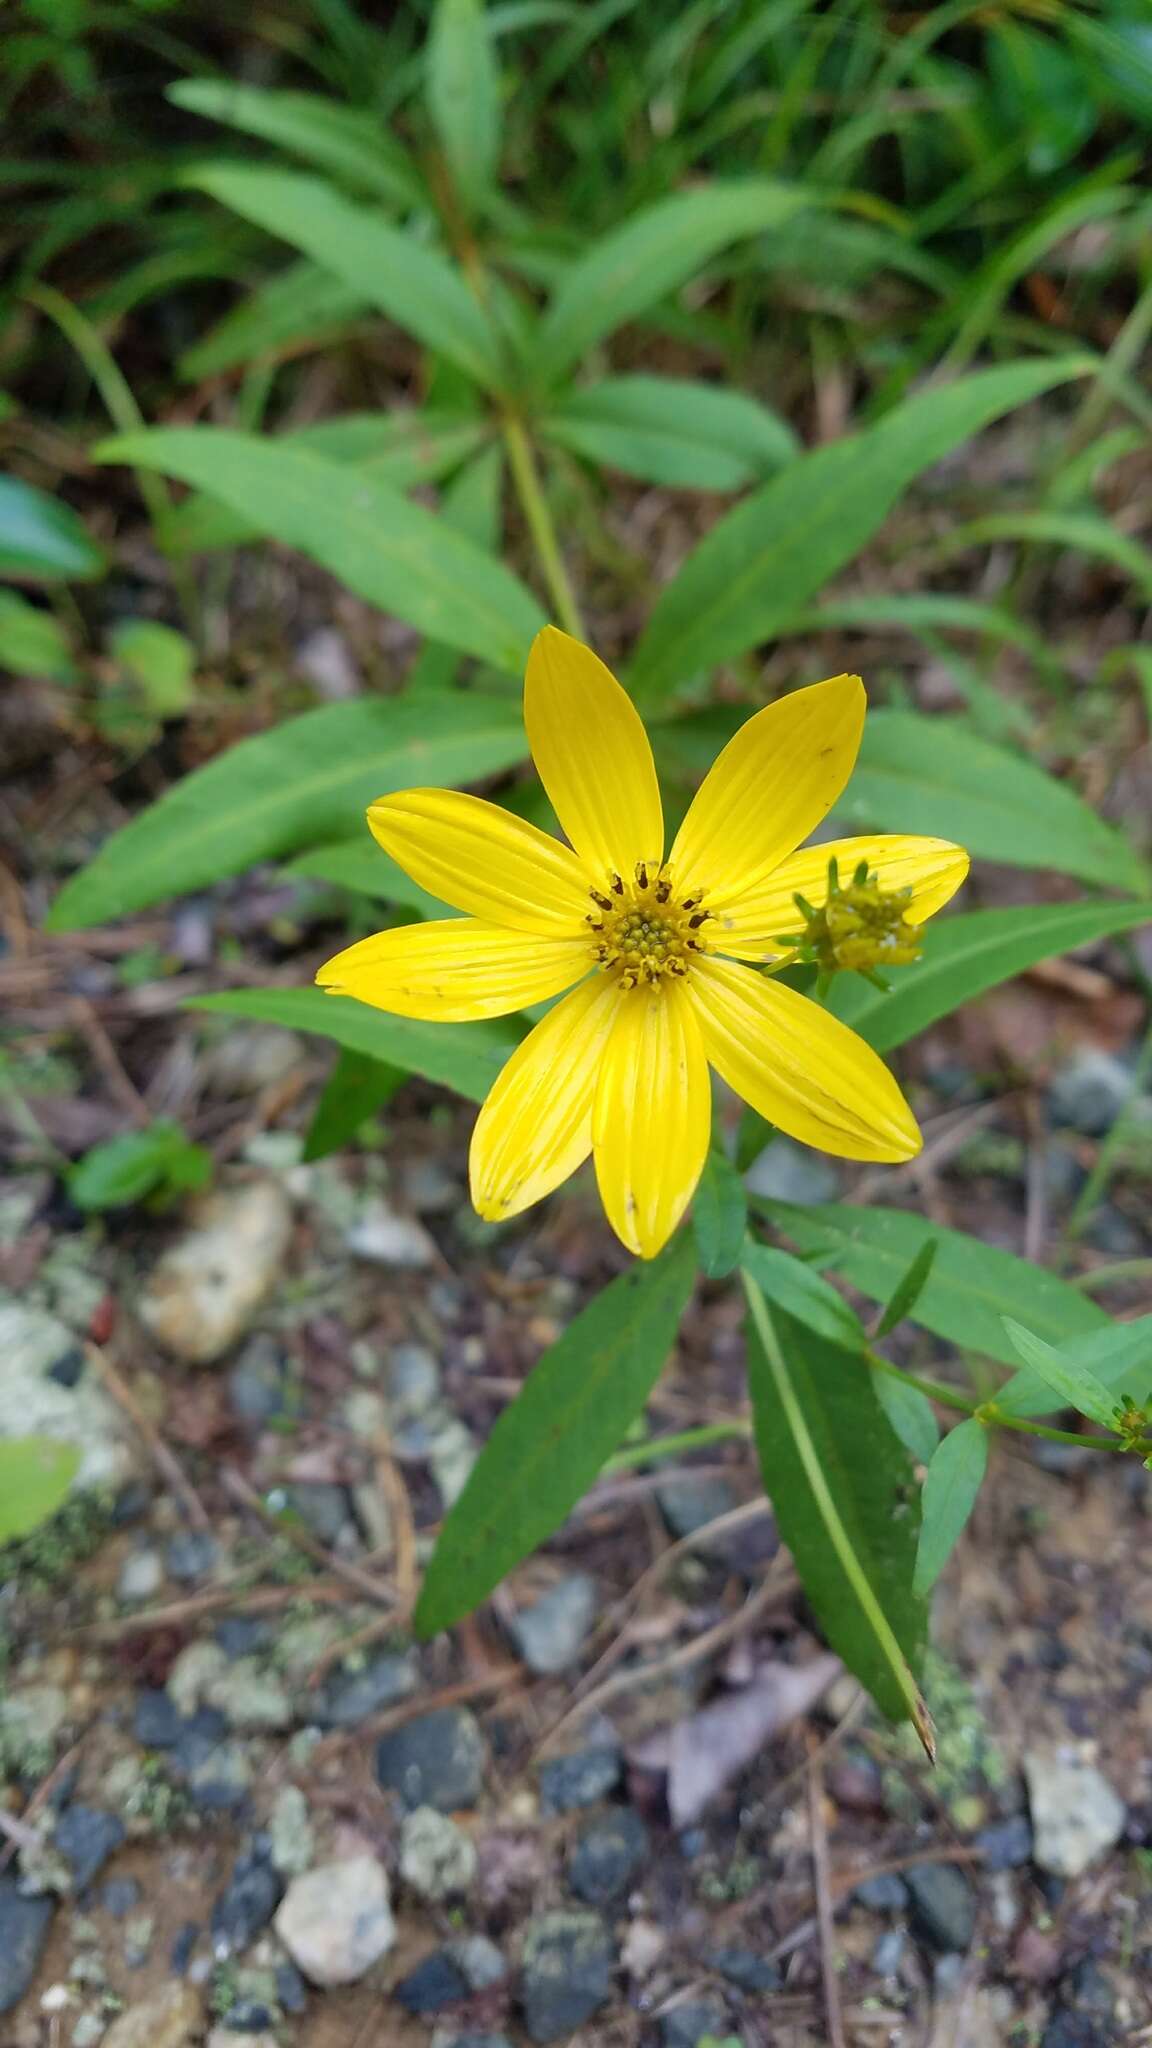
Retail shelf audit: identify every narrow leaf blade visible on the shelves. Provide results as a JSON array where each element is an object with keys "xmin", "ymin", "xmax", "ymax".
[
  {"xmin": 1001, "ymin": 1319, "xmax": 1119, "ymax": 1428},
  {"xmin": 913, "ymin": 1419, "xmax": 989, "ymax": 1596},
  {"xmin": 303, "ymin": 1048, "xmax": 403, "ymax": 1162},
  {"xmin": 693, "ymin": 1149, "xmax": 748, "ymax": 1278},
  {"xmin": 190, "ymin": 988, "xmax": 517, "ymax": 1105},
  {"xmin": 415, "ymin": 1235, "xmax": 696, "ymax": 1636}
]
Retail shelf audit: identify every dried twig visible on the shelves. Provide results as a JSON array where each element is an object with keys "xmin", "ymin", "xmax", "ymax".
[
  {"xmin": 87, "ymin": 1343, "xmax": 211, "ymax": 1532},
  {"xmin": 808, "ymin": 1739, "xmax": 847, "ymax": 2048},
  {"xmin": 68, "ymin": 995, "xmax": 150, "ymax": 1126},
  {"xmin": 312, "ymin": 1669, "xmax": 521, "ymax": 1764},
  {"xmin": 221, "ymin": 1467, "xmax": 399, "ymax": 1611}
]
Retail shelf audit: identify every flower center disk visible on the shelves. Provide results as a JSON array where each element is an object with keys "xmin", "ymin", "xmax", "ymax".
[{"xmin": 586, "ymin": 862, "xmax": 710, "ymax": 988}]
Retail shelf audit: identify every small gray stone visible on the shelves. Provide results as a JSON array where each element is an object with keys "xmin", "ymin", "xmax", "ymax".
[
  {"xmin": 395, "ymin": 1949, "xmax": 469, "ymax": 2013},
  {"xmin": 376, "ymin": 1706, "xmax": 486, "ymax": 1811},
  {"xmin": 853, "ymin": 1873, "xmax": 910, "ymax": 1911},
  {"xmin": 400, "ymin": 1806, "xmax": 477, "ymax": 1900},
  {"xmin": 539, "ymin": 1748, "xmax": 622, "ymax": 1814},
  {"xmin": 166, "ymin": 1532, "xmax": 219, "ymax": 1583},
  {"xmin": 705, "ymin": 1947, "xmax": 781, "ymax": 1992},
  {"xmin": 0, "ymin": 1877, "xmax": 55, "ymax": 2015},
  {"xmin": 388, "ymin": 1343, "xmax": 441, "ymax": 1418},
  {"xmin": 432, "ymin": 2036, "xmax": 513, "ymax": 2048},
  {"xmin": 520, "ymin": 1911, "xmax": 615, "ymax": 2044},
  {"xmin": 511, "ymin": 1573, "xmax": 598, "ymax": 1676},
  {"xmin": 346, "ymin": 1197, "xmax": 435, "ymax": 1268},
  {"xmin": 183, "ymin": 1737, "xmax": 252, "ymax": 1813},
  {"xmin": 448, "ymin": 1935, "xmax": 506, "ymax": 1992},
  {"xmin": 54, "ymin": 1806, "xmax": 125, "ymax": 1892},
  {"xmin": 659, "ymin": 2001, "xmax": 730, "ymax": 2048},
  {"xmin": 1048, "ymin": 1049, "xmax": 1144, "ymax": 1137},
  {"xmin": 268, "ymin": 1785, "xmax": 314, "ymax": 1877},
  {"xmin": 312, "ymin": 1650, "xmax": 417, "ymax": 1729},
  {"xmin": 656, "ymin": 1472, "xmax": 739, "ymax": 1540},
  {"xmin": 228, "ymin": 1337, "xmax": 292, "ymax": 1429},
  {"xmin": 976, "ymin": 1814, "xmax": 1033, "ymax": 1872},
  {"xmin": 211, "ymin": 1847, "xmax": 282, "ymax": 1955},
  {"xmin": 745, "ymin": 1136, "xmax": 837, "ymax": 1205},
  {"xmin": 102, "ymin": 1877, "xmax": 142, "ymax": 1919},
  {"xmin": 1025, "ymin": 1751, "xmax": 1126, "ymax": 1878},
  {"xmin": 284, "ymin": 1482, "xmax": 352, "ymax": 1548},
  {"xmin": 206, "ymin": 1658, "xmax": 292, "ymax": 1734},
  {"xmin": 567, "ymin": 1809, "xmax": 648, "ymax": 1907},
  {"xmin": 275, "ymin": 1854, "xmax": 395, "ymax": 1987},
  {"xmin": 872, "ymin": 1929, "xmax": 906, "ymax": 1976},
  {"xmin": 904, "ymin": 1864, "xmax": 977, "ymax": 1953}
]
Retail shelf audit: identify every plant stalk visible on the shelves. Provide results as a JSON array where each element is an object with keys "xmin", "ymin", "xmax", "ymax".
[{"xmin": 501, "ymin": 411, "xmax": 585, "ymax": 638}]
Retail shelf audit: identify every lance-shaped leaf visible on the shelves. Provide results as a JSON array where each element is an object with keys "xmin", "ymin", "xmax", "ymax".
[
  {"xmin": 427, "ymin": 0, "xmax": 501, "ymax": 205},
  {"xmin": 47, "ymin": 690, "xmax": 530, "ymax": 931},
  {"xmin": 96, "ymin": 430, "xmax": 543, "ymax": 673},
  {"xmin": 871, "ymin": 1368, "xmax": 940, "ymax": 1468},
  {"xmin": 742, "ymin": 1239, "xmax": 865, "ymax": 1350},
  {"xmin": 913, "ymin": 1419, "xmax": 989, "ymax": 1595},
  {"xmin": 996, "ymin": 1315, "xmax": 1152, "ymax": 1419},
  {"xmin": 168, "ymin": 81, "xmax": 423, "ymax": 208},
  {"xmin": 415, "ymin": 1235, "xmax": 696, "ymax": 1636},
  {"xmin": 303, "ymin": 1048, "xmax": 404, "ymax": 1162},
  {"xmin": 629, "ymin": 355, "xmax": 1091, "ymax": 702},
  {"xmin": 1001, "ymin": 1320, "xmax": 1119, "ymax": 1429},
  {"xmin": 190, "ymin": 989, "xmax": 518, "ymax": 1105},
  {"xmin": 0, "ymin": 1439, "xmax": 81, "ymax": 1544},
  {"xmin": 693, "ymin": 1149, "xmax": 748, "ymax": 1278},
  {"xmin": 742, "ymin": 1274, "xmax": 932, "ymax": 1750},
  {"xmin": 875, "ymin": 1238, "xmax": 939, "ymax": 1337}
]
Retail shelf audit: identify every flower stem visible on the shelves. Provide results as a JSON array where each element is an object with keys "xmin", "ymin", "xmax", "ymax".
[
  {"xmin": 862, "ymin": 1345, "xmax": 1144, "ymax": 1454},
  {"xmin": 601, "ymin": 1419, "xmax": 751, "ymax": 1474},
  {"xmin": 501, "ymin": 411, "xmax": 585, "ymax": 638}
]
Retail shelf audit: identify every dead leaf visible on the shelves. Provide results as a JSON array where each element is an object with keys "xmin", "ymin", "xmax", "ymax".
[{"xmin": 633, "ymin": 1653, "xmax": 841, "ymax": 1825}]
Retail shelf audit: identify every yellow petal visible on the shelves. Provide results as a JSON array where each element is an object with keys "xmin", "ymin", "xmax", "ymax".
[
  {"xmin": 524, "ymin": 626, "xmax": 664, "ymax": 885},
  {"xmin": 471, "ymin": 974, "xmax": 622, "ymax": 1221},
  {"xmin": 689, "ymin": 955, "xmax": 920, "ymax": 1161},
  {"xmin": 368, "ymin": 788, "xmax": 591, "ymax": 935},
  {"xmin": 715, "ymin": 834, "xmax": 970, "ymax": 960},
  {"xmin": 316, "ymin": 919, "xmax": 589, "ymax": 1021},
  {"xmin": 668, "ymin": 674, "xmax": 865, "ymax": 909},
  {"xmin": 592, "ymin": 978, "xmax": 712, "ymax": 1258}
]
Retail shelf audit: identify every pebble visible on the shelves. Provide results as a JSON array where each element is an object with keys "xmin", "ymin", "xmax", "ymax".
[
  {"xmin": 268, "ymin": 1785, "xmax": 314, "ymax": 1877},
  {"xmin": 432, "ymin": 2036, "xmax": 512, "ymax": 2048},
  {"xmin": 139, "ymin": 1180, "xmax": 293, "ymax": 1365},
  {"xmin": 117, "ymin": 1550, "xmax": 164, "ymax": 1603},
  {"xmin": 539, "ymin": 1747, "xmax": 622, "ymax": 1814},
  {"xmin": 449, "ymin": 1935, "xmax": 506, "ymax": 1991},
  {"xmin": 204, "ymin": 1658, "xmax": 292, "ymax": 1734},
  {"xmin": 376, "ymin": 1705, "xmax": 486, "ymax": 1811},
  {"xmin": 166, "ymin": 1531, "xmax": 219, "ymax": 1583},
  {"xmin": 102, "ymin": 1983, "xmax": 204, "ymax": 2048},
  {"xmin": 904, "ymin": 1864, "xmax": 977, "ymax": 1952},
  {"xmin": 659, "ymin": 2001, "xmax": 731, "ymax": 2048},
  {"xmin": 54, "ymin": 1805, "xmax": 125, "ymax": 1893},
  {"xmin": 101, "ymin": 1877, "xmax": 141, "ymax": 1919},
  {"xmin": 1048, "ymin": 1049, "xmax": 1143, "ymax": 1137},
  {"xmin": 211, "ymin": 1844, "xmax": 282, "ymax": 1954},
  {"xmin": 283, "ymin": 1481, "xmax": 352, "ymax": 1548},
  {"xmin": 1025, "ymin": 1751, "xmax": 1126, "ymax": 1878},
  {"xmin": 182, "ymin": 1736, "xmax": 253, "ymax": 1814},
  {"xmin": 394, "ymin": 1949, "xmax": 470, "ymax": 2013},
  {"xmin": 208, "ymin": 2033, "xmax": 279, "ymax": 2048},
  {"xmin": 976, "ymin": 1813, "xmax": 1034, "ymax": 1872},
  {"xmin": 1040, "ymin": 2019, "xmax": 1109, "ymax": 2048},
  {"xmin": 705, "ymin": 1947, "xmax": 782, "ymax": 1992},
  {"xmin": 511, "ymin": 1573, "xmax": 598, "ymax": 1675},
  {"xmin": 346, "ymin": 1196, "xmax": 435, "ymax": 1267},
  {"xmin": 228, "ymin": 1337, "xmax": 293, "ymax": 1429},
  {"xmin": 0, "ymin": 1304, "xmax": 137, "ymax": 1491},
  {"xmin": 852, "ymin": 1873, "xmax": 909, "ymax": 1911},
  {"xmin": 567, "ymin": 1809, "xmax": 649, "ymax": 1907},
  {"xmin": 312, "ymin": 1650, "xmax": 417, "ymax": 1729},
  {"xmin": 520, "ymin": 1911, "xmax": 615, "ymax": 2044},
  {"xmin": 203, "ymin": 1024, "xmax": 300, "ymax": 1097},
  {"xmin": 873, "ymin": 1929, "xmax": 907, "ymax": 1976},
  {"xmin": 274, "ymin": 1854, "xmax": 395, "ymax": 1986},
  {"xmin": 655, "ymin": 1471, "xmax": 739, "ymax": 1540},
  {"xmin": 400, "ymin": 1805, "xmax": 478, "ymax": 1900},
  {"xmin": 388, "ymin": 1342, "xmax": 442, "ymax": 1418},
  {"xmin": 0, "ymin": 1878, "xmax": 55, "ymax": 2015}
]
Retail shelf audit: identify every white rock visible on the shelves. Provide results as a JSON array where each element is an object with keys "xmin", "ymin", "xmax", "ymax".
[
  {"xmin": 166, "ymin": 1640, "xmax": 228, "ymax": 1716},
  {"xmin": 1025, "ymin": 1749, "xmax": 1126, "ymax": 1878},
  {"xmin": 139, "ymin": 1180, "xmax": 293, "ymax": 1365},
  {"xmin": 101, "ymin": 1984, "xmax": 203, "ymax": 2048},
  {"xmin": 511, "ymin": 1572, "xmax": 599, "ymax": 1675},
  {"xmin": 116, "ymin": 1551, "xmax": 163, "ymax": 1603},
  {"xmin": 400, "ymin": 1805, "xmax": 477, "ymax": 1900},
  {"xmin": 208, "ymin": 2033, "xmax": 277, "ymax": 2048},
  {"xmin": 274, "ymin": 1854, "xmax": 395, "ymax": 1986},
  {"xmin": 0, "ymin": 1305, "xmax": 138, "ymax": 1490},
  {"xmin": 268, "ymin": 1785, "xmax": 314, "ymax": 1877},
  {"xmin": 345, "ymin": 1197, "xmax": 435, "ymax": 1268}
]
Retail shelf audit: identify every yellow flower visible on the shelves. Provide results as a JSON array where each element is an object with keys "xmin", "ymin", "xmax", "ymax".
[{"xmin": 317, "ymin": 629, "xmax": 968, "ymax": 1258}]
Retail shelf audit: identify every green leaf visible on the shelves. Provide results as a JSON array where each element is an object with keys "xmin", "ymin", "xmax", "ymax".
[
  {"xmin": 743, "ymin": 1278, "xmax": 930, "ymax": 1742},
  {"xmin": 0, "ymin": 590, "xmax": 76, "ymax": 680},
  {"xmin": 534, "ymin": 180, "xmax": 811, "ymax": 385},
  {"xmin": 629, "ymin": 356, "xmax": 1091, "ymax": 703},
  {"xmin": 285, "ymin": 839, "xmax": 450, "ymax": 918},
  {"xmin": 997, "ymin": 1316, "xmax": 1152, "ymax": 1419},
  {"xmin": 178, "ymin": 259, "xmax": 370, "ymax": 382},
  {"xmin": 414, "ymin": 1234, "xmax": 696, "ymax": 1636},
  {"xmin": 68, "ymin": 1122, "xmax": 211, "ymax": 1213},
  {"xmin": 95, "ymin": 430, "xmax": 544, "ymax": 672},
  {"xmin": 913, "ymin": 1419, "xmax": 988, "ymax": 1596},
  {"xmin": 47, "ymin": 692, "xmax": 528, "ymax": 931},
  {"xmin": 934, "ymin": 509, "xmax": 1152, "ymax": 607},
  {"xmin": 167, "ymin": 412, "xmax": 487, "ymax": 555},
  {"xmin": 741, "ymin": 1239, "xmax": 865, "ymax": 1350},
  {"xmin": 871, "ymin": 1368, "xmax": 940, "ymax": 1467},
  {"xmin": 0, "ymin": 1439, "xmax": 82, "ymax": 1546},
  {"xmin": 829, "ymin": 900, "xmax": 1152, "ymax": 1047},
  {"xmin": 1000, "ymin": 1320, "xmax": 1119, "ymax": 1430},
  {"xmin": 190, "ymin": 988, "xmax": 517, "ymax": 1105},
  {"xmin": 544, "ymin": 375, "xmax": 797, "ymax": 491},
  {"xmin": 303, "ymin": 1047, "xmax": 403, "ymax": 1162},
  {"xmin": 169, "ymin": 81, "xmax": 422, "ymax": 208},
  {"xmin": 875, "ymin": 1239, "xmax": 939, "ymax": 1338},
  {"xmin": 427, "ymin": 0, "xmax": 501, "ymax": 205},
  {"xmin": 693, "ymin": 1149, "xmax": 748, "ymax": 1278},
  {"xmin": 0, "ymin": 473, "xmax": 105, "ymax": 582},
  {"xmin": 186, "ymin": 166, "xmax": 504, "ymax": 388},
  {"xmin": 754, "ymin": 1201, "xmax": 1108, "ymax": 1367},
  {"xmin": 108, "ymin": 620, "xmax": 196, "ymax": 716}
]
